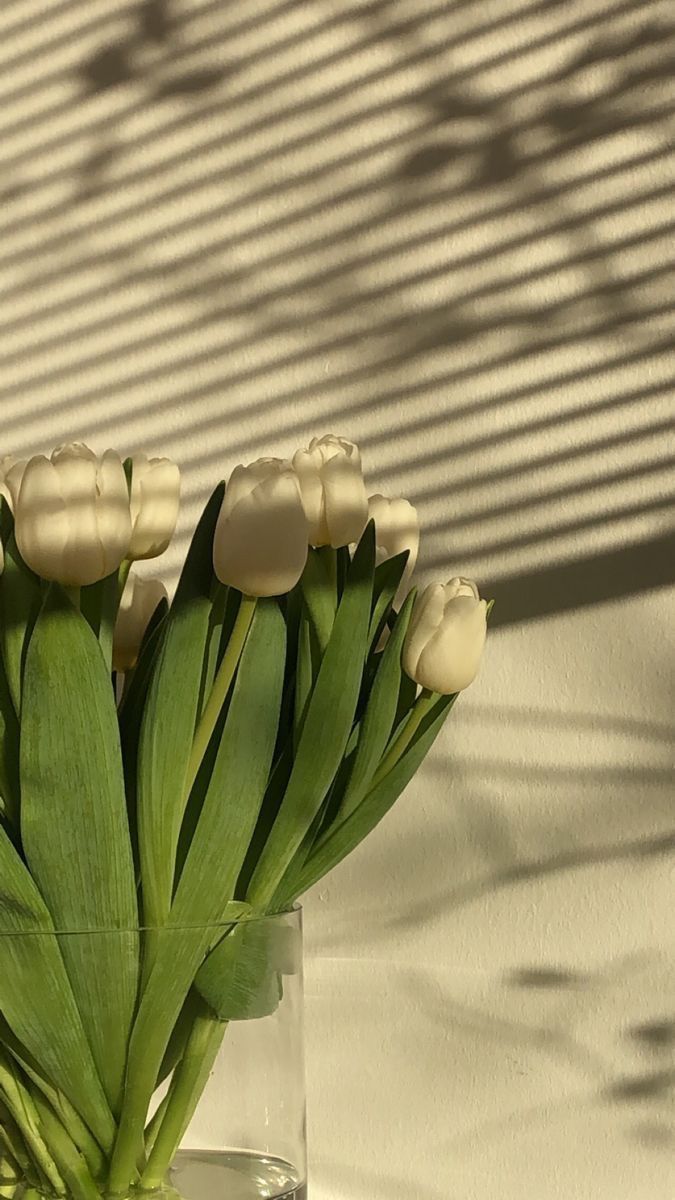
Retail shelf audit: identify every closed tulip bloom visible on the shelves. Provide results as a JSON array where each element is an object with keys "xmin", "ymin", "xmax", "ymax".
[
  {"xmin": 213, "ymin": 458, "xmax": 308, "ymax": 597},
  {"xmin": 403, "ymin": 578, "xmax": 487, "ymax": 694},
  {"xmin": 128, "ymin": 453, "xmax": 181, "ymax": 560},
  {"xmin": 368, "ymin": 493, "xmax": 419, "ymax": 599},
  {"xmin": 113, "ymin": 572, "xmax": 168, "ymax": 672},
  {"xmin": 292, "ymin": 434, "xmax": 368, "ymax": 548},
  {"xmin": 13, "ymin": 443, "xmax": 132, "ymax": 586}
]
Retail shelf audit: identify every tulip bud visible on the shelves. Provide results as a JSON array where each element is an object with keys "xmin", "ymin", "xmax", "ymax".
[
  {"xmin": 368, "ymin": 493, "xmax": 419, "ymax": 601},
  {"xmin": 113, "ymin": 572, "xmax": 168, "ymax": 672},
  {"xmin": 128, "ymin": 453, "xmax": 181, "ymax": 560},
  {"xmin": 292, "ymin": 434, "xmax": 369, "ymax": 548},
  {"xmin": 13, "ymin": 443, "xmax": 132, "ymax": 586},
  {"xmin": 403, "ymin": 578, "xmax": 487, "ymax": 694},
  {"xmin": 213, "ymin": 458, "xmax": 308, "ymax": 597}
]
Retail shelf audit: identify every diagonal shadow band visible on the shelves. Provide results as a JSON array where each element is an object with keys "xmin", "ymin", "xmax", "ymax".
[{"xmin": 473, "ymin": 530, "xmax": 675, "ymax": 627}]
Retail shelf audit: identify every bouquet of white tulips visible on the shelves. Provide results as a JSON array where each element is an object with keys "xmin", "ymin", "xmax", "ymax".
[{"xmin": 0, "ymin": 437, "xmax": 491, "ymax": 1200}]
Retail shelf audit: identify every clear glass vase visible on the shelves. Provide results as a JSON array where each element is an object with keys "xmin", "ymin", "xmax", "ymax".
[{"xmin": 0, "ymin": 908, "xmax": 306, "ymax": 1200}]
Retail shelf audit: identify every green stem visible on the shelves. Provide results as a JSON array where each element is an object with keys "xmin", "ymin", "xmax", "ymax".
[
  {"xmin": 0, "ymin": 1019, "xmax": 106, "ymax": 1183},
  {"xmin": 141, "ymin": 1015, "xmax": 227, "ymax": 1189},
  {"xmin": 117, "ymin": 559, "xmax": 132, "ymax": 604},
  {"xmin": 0, "ymin": 1085, "xmax": 64, "ymax": 1197},
  {"xmin": 31, "ymin": 1094, "xmax": 100, "ymax": 1200},
  {"xmin": 142, "ymin": 1092, "xmax": 171, "ymax": 1163},
  {"xmin": 0, "ymin": 1150, "xmax": 21, "ymax": 1198},
  {"xmin": 64, "ymin": 586, "xmax": 81, "ymax": 611},
  {"xmin": 183, "ymin": 595, "xmax": 257, "ymax": 799},
  {"xmin": 0, "ymin": 1106, "xmax": 41, "ymax": 1189},
  {"xmin": 299, "ymin": 552, "xmax": 334, "ymax": 652},
  {"xmin": 317, "ymin": 547, "xmax": 338, "ymax": 604},
  {"xmin": 368, "ymin": 688, "xmax": 439, "ymax": 792}
]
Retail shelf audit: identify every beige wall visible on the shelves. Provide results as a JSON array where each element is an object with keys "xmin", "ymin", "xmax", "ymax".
[{"xmin": 1, "ymin": 0, "xmax": 673, "ymax": 1195}]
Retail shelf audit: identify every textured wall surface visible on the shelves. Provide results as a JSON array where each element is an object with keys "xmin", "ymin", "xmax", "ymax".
[{"xmin": 1, "ymin": 0, "xmax": 674, "ymax": 1195}]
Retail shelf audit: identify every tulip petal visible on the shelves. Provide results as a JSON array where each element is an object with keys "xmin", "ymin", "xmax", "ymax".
[
  {"xmin": 443, "ymin": 576, "xmax": 480, "ymax": 603},
  {"xmin": 416, "ymin": 596, "xmax": 487, "ymax": 693},
  {"xmin": 113, "ymin": 573, "xmax": 168, "ymax": 672},
  {"xmin": 321, "ymin": 453, "xmax": 369, "ymax": 548},
  {"xmin": 402, "ymin": 582, "xmax": 446, "ymax": 679},
  {"xmin": 214, "ymin": 471, "xmax": 308, "ymax": 597},
  {"xmin": 292, "ymin": 449, "xmax": 328, "ymax": 545},
  {"xmin": 129, "ymin": 453, "xmax": 149, "ymax": 531},
  {"xmin": 51, "ymin": 447, "xmax": 104, "ymax": 585},
  {"xmin": 96, "ymin": 451, "xmax": 133, "ymax": 574},
  {"xmin": 14, "ymin": 457, "xmax": 70, "ymax": 583},
  {"xmin": 0, "ymin": 456, "xmax": 27, "ymax": 512},
  {"xmin": 129, "ymin": 458, "xmax": 180, "ymax": 560}
]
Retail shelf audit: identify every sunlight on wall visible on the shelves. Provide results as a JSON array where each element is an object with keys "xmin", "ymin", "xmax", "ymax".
[
  {"xmin": 0, "ymin": 3, "xmax": 673, "ymax": 1195},
  {"xmin": 0, "ymin": 0, "xmax": 672, "ymax": 612}
]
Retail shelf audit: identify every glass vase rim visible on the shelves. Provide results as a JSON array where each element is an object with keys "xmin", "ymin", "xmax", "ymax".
[{"xmin": 0, "ymin": 902, "xmax": 302, "ymax": 939}]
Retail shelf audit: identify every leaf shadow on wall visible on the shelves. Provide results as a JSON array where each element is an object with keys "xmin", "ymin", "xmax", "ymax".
[
  {"xmin": 403, "ymin": 951, "xmax": 675, "ymax": 1161},
  {"xmin": 0, "ymin": 1, "xmax": 672, "ymax": 630}
]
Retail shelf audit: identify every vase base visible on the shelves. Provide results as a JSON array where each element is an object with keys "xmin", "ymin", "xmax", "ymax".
[{"xmin": 169, "ymin": 1149, "xmax": 306, "ymax": 1200}]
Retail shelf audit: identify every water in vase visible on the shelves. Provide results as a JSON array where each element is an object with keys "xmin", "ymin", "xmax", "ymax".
[{"xmin": 170, "ymin": 1150, "xmax": 307, "ymax": 1200}]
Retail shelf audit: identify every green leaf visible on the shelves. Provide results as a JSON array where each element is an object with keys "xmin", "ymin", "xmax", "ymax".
[
  {"xmin": 394, "ymin": 668, "xmax": 418, "ymax": 732},
  {"xmin": 109, "ymin": 600, "xmax": 286, "ymax": 1192},
  {"xmin": 299, "ymin": 550, "xmax": 335, "ymax": 652},
  {"xmin": 280, "ymin": 692, "xmax": 457, "ymax": 903},
  {"xmin": 118, "ymin": 599, "xmax": 169, "ymax": 876},
  {"xmin": 195, "ymin": 922, "xmax": 283, "ymax": 1021},
  {"xmin": 0, "ymin": 826, "xmax": 115, "ymax": 1151},
  {"xmin": 336, "ymin": 590, "xmax": 416, "ymax": 823},
  {"xmin": 20, "ymin": 586, "xmax": 139, "ymax": 1116},
  {"xmin": 368, "ymin": 550, "xmax": 410, "ymax": 650},
  {"xmin": 336, "ymin": 545, "xmax": 350, "ymax": 599},
  {"xmin": 79, "ymin": 570, "xmax": 121, "ymax": 667},
  {"xmin": 172, "ymin": 599, "xmax": 286, "ymax": 926},
  {"xmin": 235, "ymin": 741, "xmax": 293, "ymax": 901},
  {"xmin": 293, "ymin": 607, "xmax": 318, "ymax": 749},
  {"xmin": 0, "ymin": 653, "xmax": 19, "ymax": 828},
  {"xmin": 136, "ymin": 484, "xmax": 224, "ymax": 930},
  {"xmin": 246, "ymin": 521, "xmax": 376, "ymax": 910},
  {"xmin": 0, "ymin": 526, "xmax": 43, "ymax": 713},
  {"xmin": 196, "ymin": 583, "xmax": 228, "ymax": 720}
]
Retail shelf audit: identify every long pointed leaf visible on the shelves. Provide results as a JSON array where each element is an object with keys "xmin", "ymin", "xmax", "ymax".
[
  {"xmin": 21, "ymin": 586, "xmax": 139, "ymax": 1116},
  {"xmin": 246, "ymin": 521, "xmax": 376, "ymax": 910},
  {"xmin": 281, "ymin": 693, "xmax": 457, "ymax": 903},
  {"xmin": 0, "ymin": 827, "xmax": 115, "ymax": 1150},
  {"xmin": 336, "ymin": 590, "xmax": 416, "ymax": 822},
  {"xmin": 0, "ymin": 654, "xmax": 19, "ymax": 828},
  {"xmin": 368, "ymin": 550, "xmax": 410, "ymax": 650},
  {"xmin": 137, "ymin": 484, "xmax": 223, "ymax": 929},
  {"xmin": 118, "ymin": 599, "xmax": 169, "ymax": 876},
  {"xmin": 109, "ymin": 599, "xmax": 286, "ymax": 1192},
  {"xmin": 0, "ymin": 526, "xmax": 43, "ymax": 714}
]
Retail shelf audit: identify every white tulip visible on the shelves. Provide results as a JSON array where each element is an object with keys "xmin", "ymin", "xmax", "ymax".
[
  {"xmin": 368, "ymin": 493, "xmax": 419, "ymax": 601},
  {"xmin": 213, "ymin": 458, "xmax": 308, "ymax": 597},
  {"xmin": 128, "ymin": 453, "xmax": 181, "ymax": 560},
  {"xmin": 113, "ymin": 572, "xmax": 168, "ymax": 672},
  {"xmin": 13, "ymin": 443, "xmax": 132, "ymax": 586},
  {"xmin": 403, "ymin": 578, "xmax": 487, "ymax": 694},
  {"xmin": 292, "ymin": 434, "xmax": 368, "ymax": 548},
  {"xmin": 0, "ymin": 454, "xmax": 27, "ymax": 512}
]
